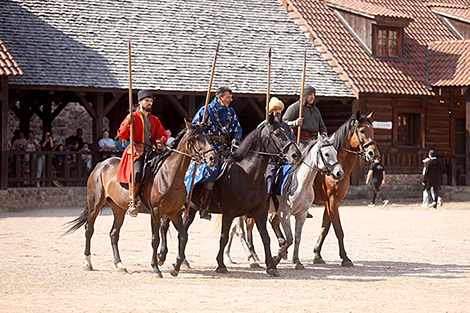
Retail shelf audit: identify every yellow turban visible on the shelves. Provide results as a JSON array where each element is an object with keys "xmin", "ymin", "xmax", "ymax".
[{"xmin": 268, "ymin": 97, "xmax": 285, "ymax": 113}]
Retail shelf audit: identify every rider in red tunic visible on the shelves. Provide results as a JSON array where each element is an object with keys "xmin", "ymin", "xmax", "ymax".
[{"xmin": 116, "ymin": 89, "xmax": 168, "ymax": 217}]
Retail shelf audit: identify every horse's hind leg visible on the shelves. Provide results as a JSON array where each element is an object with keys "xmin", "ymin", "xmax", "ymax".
[
  {"xmin": 292, "ymin": 212, "xmax": 307, "ymax": 270},
  {"xmin": 108, "ymin": 201, "xmax": 128, "ymax": 272},
  {"xmin": 168, "ymin": 213, "xmax": 188, "ymax": 277},
  {"xmin": 180, "ymin": 208, "xmax": 197, "ymax": 269},
  {"xmin": 313, "ymin": 208, "xmax": 331, "ymax": 264},
  {"xmin": 252, "ymin": 208, "xmax": 279, "ymax": 276},
  {"xmin": 223, "ymin": 217, "xmax": 238, "ymax": 265},
  {"xmin": 150, "ymin": 212, "xmax": 163, "ymax": 278},
  {"xmin": 157, "ymin": 215, "xmax": 170, "ymax": 266},
  {"xmin": 225, "ymin": 216, "xmax": 260, "ymax": 268},
  {"xmin": 83, "ymin": 192, "xmax": 107, "ymax": 271},
  {"xmin": 245, "ymin": 217, "xmax": 260, "ymax": 262}
]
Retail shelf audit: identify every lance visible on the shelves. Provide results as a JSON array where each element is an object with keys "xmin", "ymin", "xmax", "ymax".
[
  {"xmin": 186, "ymin": 41, "xmax": 220, "ymax": 213},
  {"xmin": 128, "ymin": 39, "xmax": 136, "ymax": 210},
  {"xmin": 266, "ymin": 47, "xmax": 271, "ymax": 122},
  {"xmin": 297, "ymin": 49, "xmax": 307, "ymax": 145}
]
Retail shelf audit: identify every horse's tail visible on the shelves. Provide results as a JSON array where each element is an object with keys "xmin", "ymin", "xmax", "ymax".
[
  {"xmin": 63, "ymin": 206, "xmax": 89, "ymax": 235},
  {"xmin": 203, "ymin": 214, "xmax": 222, "ymax": 238}
]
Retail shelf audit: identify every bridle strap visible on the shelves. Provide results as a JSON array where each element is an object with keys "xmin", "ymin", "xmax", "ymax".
[{"xmin": 343, "ymin": 120, "xmax": 376, "ymax": 159}]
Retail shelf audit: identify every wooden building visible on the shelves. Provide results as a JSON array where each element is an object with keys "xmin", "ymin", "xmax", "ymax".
[{"xmin": 283, "ymin": 0, "xmax": 470, "ymax": 185}]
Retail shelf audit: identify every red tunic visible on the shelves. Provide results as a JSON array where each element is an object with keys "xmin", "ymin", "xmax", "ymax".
[{"xmin": 116, "ymin": 110, "xmax": 168, "ymax": 183}]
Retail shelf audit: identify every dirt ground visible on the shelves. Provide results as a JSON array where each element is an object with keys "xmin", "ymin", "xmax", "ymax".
[{"xmin": 0, "ymin": 199, "xmax": 469, "ymax": 313}]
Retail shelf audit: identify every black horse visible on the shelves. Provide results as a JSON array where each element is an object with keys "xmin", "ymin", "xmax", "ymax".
[{"xmin": 159, "ymin": 114, "xmax": 301, "ymax": 276}]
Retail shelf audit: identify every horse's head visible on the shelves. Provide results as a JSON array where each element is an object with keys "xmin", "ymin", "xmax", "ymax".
[
  {"xmin": 182, "ymin": 120, "xmax": 218, "ymax": 167},
  {"xmin": 348, "ymin": 111, "xmax": 379, "ymax": 162},
  {"xmin": 313, "ymin": 136, "xmax": 344, "ymax": 180},
  {"xmin": 265, "ymin": 113, "xmax": 301, "ymax": 165}
]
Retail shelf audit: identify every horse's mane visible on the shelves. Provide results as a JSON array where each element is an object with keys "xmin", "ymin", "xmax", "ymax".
[
  {"xmin": 228, "ymin": 123, "xmax": 264, "ymax": 163},
  {"xmin": 145, "ymin": 124, "xmax": 205, "ymax": 179},
  {"xmin": 332, "ymin": 114, "xmax": 371, "ymax": 151},
  {"xmin": 283, "ymin": 139, "xmax": 318, "ymax": 193}
]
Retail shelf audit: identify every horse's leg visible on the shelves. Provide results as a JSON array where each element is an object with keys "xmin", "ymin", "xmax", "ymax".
[
  {"xmin": 269, "ymin": 214, "xmax": 288, "ymax": 259},
  {"xmin": 215, "ymin": 213, "xmax": 235, "ymax": 273},
  {"xmin": 329, "ymin": 201, "xmax": 353, "ymax": 267},
  {"xmin": 313, "ymin": 207, "xmax": 331, "ymax": 264},
  {"xmin": 180, "ymin": 207, "xmax": 197, "ymax": 269},
  {"xmin": 149, "ymin": 211, "xmax": 163, "ymax": 278},
  {"xmin": 252, "ymin": 208, "xmax": 279, "ymax": 276},
  {"xmin": 157, "ymin": 215, "xmax": 170, "ymax": 266},
  {"xmin": 273, "ymin": 211, "xmax": 293, "ymax": 266},
  {"xmin": 107, "ymin": 201, "xmax": 128, "ymax": 272},
  {"xmin": 223, "ymin": 217, "xmax": 238, "ymax": 265},
  {"xmin": 225, "ymin": 216, "xmax": 260, "ymax": 268},
  {"xmin": 168, "ymin": 213, "xmax": 188, "ymax": 277},
  {"xmin": 292, "ymin": 212, "xmax": 308, "ymax": 270},
  {"xmin": 245, "ymin": 217, "xmax": 260, "ymax": 262},
  {"xmin": 83, "ymin": 194, "xmax": 107, "ymax": 271}
]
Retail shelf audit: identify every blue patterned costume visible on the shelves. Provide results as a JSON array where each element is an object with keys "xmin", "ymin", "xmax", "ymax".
[{"xmin": 184, "ymin": 97, "xmax": 242, "ymax": 196}]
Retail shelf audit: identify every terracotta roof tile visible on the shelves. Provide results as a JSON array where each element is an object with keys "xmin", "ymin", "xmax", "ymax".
[
  {"xmin": 0, "ymin": 39, "xmax": 23, "ymax": 76},
  {"xmin": 428, "ymin": 39, "xmax": 470, "ymax": 87},
  {"xmin": 325, "ymin": 0, "xmax": 413, "ymax": 19},
  {"xmin": 286, "ymin": 0, "xmax": 465, "ymax": 95},
  {"xmin": 431, "ymin": 7, "xmax": 470, "ymax": 22}
]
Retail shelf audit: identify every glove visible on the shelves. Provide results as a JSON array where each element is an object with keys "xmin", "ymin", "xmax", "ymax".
[{"xmin": 155, "ymin": 139, "xmax": 165, "ymax": 149}]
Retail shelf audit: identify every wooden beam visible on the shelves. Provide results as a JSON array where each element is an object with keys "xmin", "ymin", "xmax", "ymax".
[
  {"xmin": 103, "ymin": 93, "xmax": 124, "ymax": 116},
  {"xmin": 166, "ymin": 95, "xmax": 189, "ymax": 118},
  {"xmin": 9, "ymin": 90, "xmax": 26, "ymax": 109},
  {"xmin": 1, "ymin": 77, "xmax": 8, "ymax": 190},
  {"xmin": 75, "ymin": 91, "xmax": 96, "ymax": 118},
  {"xmin": 51, "ymin": 95, "xmax": 73, "ymax": 120},
  {"xmin": 246, "ymin": 98, "xmax": 265, "ymax": 120}
]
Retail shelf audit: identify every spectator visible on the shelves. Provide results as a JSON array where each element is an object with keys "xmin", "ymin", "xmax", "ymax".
[
  {"xmin": 80, "ymin": 142, "xmax": 92, "ymax": 174},
  {"xmin": 36, "ymin": 131, "xmax": 55, "ymax": 187},
  {"xmin": 11, "ymin": 130, "xmax": 25, "ymax": 151},
  {"xmin": 366, "ymin": 156, "xmax": 389, "ymax": 208},
  {"xmin": 53, "ymin": 144, "xmax": 65, "ymax": 177},
  {"xmin": 98, "ymin": 130, "xmax": 117, "ymax": 152},
  {"xmin": 66, "ymin": 128, "xmax": 84, "ymax": 150},
  {"xmin": 166, "ymin": 129, "xmax": 175, "ymax": 145},
  {"xmin": 24, "ymin": 130, "xmax": 39, "ymax": 163},
  {"xmin": 114, "ymin": 136, "xmax": 130, "ymax": 152},
  {"xmin": 422, "ymin": 150, "xmax": 442, "ymax": 209},
  {"xmin": 421, "ymin": 157, "xmax": 442, "ymax": 208}
]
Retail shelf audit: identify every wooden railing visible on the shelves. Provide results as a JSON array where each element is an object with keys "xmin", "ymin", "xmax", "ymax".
[{"xmin": 7, "ymin": 150, "xmax": 122, "ymax": 187}]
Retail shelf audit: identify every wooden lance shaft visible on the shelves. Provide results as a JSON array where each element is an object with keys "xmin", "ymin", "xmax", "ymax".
[
  {"xmin": 266, "ymin": 48, "xmax": 271, "ymax": 122},
  {"xmin": 297, "ymin": 50, "xmax": 307, "ymax": 145},
  {"xmin": 128, "ymin": 39, "xmax": 136, "ymax": 208},
  {"xmin": 186, "ymin": 41, "xmax": 220, "ymax": 213}
]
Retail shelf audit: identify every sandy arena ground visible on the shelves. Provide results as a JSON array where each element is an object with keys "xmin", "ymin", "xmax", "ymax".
[{"xmin": 0, "ymin": 200, "xmax": 469, "ymax": 313}]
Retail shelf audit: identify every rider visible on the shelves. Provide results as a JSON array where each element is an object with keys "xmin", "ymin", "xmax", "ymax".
[
  {"xmin": 116, "ymin": 89, "xmax": 168, "ymax": 217},
  {"xmin": 283, "ymin": 85, "xmax": 327, "ymax": 150},
  {"xmin": 184, "ymin": 86, "xmax": 242, "ymax": 220}
]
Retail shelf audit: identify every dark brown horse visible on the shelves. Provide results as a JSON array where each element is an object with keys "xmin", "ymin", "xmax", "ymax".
[
  {"xmin": 313, "ymin": 111, "xmax": 379, "ymax": 266},
  {"xmin": 65, "ymin": 121, "xmax": 217, "ymax": 277}
]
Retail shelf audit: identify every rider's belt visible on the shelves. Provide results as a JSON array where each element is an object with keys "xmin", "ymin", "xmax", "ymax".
[
  {"xmin": 292, "ymin": 129, "xmax": 318, "ymax": 140},
  {"xmin": 210, "ymin": 135, "xmax": 228, "ymax": 141}
]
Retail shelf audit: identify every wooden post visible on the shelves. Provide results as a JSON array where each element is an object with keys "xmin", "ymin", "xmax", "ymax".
[
  {"xmin": 128, "ymin": 39, "xmax": 135, "ymax": 208},
  {"xmin": 266, "ymin": 48, "xmax": 271, "ymax": 122},
  {"xmin": 297, "ymin": 50, "xmax": 307, "ymax": 145},
  {"xmin": 0, "ymin": 77, "xmax": 8, "ymax": 190},
  {"xmin": 466, "ymin": 92, "xmax": 470, "ymax": 186}
]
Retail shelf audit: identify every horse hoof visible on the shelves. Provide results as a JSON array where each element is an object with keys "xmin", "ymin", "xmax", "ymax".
[
  {"xmin": 313, "ymin": 257, "xmax": 326, "ymax": 265},
  {"xmin": 216, "ymin": 267, "xmax": 229, "ymax": 274},
  {"xmin": 170, "ymin": 267, "xmax": 179, "ymax": 277},
  {"xmin": 157, "ymin": 258, "xmax": 164, "ymax": 267},
  {"xmin": 342, "ymin": 260, "xmax": 354, "ymax": 267},
  {"xmin": 83, "ymin": 265, "xmax": 93, "ymax": 271},
  {"xmin": 117, "ymin": 268, "xmax": 128, "ymax": 274},
  {"xmin": 250, "ymin": 262, "xmax": 260, "ymax": 268},
  {"xmin": 295, "ymin": 263, "xmax": 305, "ymax": 270},
  {"xmin": 266, "ymin": 268, "xmax": 280, "ymax": 276},
  {"xmin": 282, "ymin": 252, "xmax": 288, "ymax": 260},
  {"xmin": 154, "ymin": 272, "xmax": 163, "ymax": 278},
  {"xmin": 224, "ymin": 259, "xmax": 234, "ymax": 265}
]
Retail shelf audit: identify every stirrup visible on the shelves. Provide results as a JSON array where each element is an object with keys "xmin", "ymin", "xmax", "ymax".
[
  {"xmin": 200, "ymin": 209, "xmax": 211, "ymax": 221},
  {"xmin": 127, "ymin": 204, "xmax": 138, "ymax": 217}
]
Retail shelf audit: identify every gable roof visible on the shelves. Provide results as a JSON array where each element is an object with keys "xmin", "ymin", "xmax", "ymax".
[
  {"xmin": 428, "ymin": 39, "xmax": 470, "ymax": 87},
  {"xmin": 325, "ymin": 0, "xmax": 413, "ymax": 20},
  {"xmin": 0, "ymin": 0, "xmax": 354, "ymax": 98},
  {"xmin": 284, "ymin": 0, "xmax": 469, "ymax": 96},
  {"xmin": 0, "ymin": 39, "xmax": 23, "ymax": 76}
]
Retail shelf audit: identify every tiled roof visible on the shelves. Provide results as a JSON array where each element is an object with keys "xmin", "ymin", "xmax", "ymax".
[
  {"xmin": 0, "ymin": 39, "xmax": 23, "ymax": 76},
  {"xmin": 430, "ymin": 7, "xmax": 470, "ymax": 23},
  {"xmin": 325, "ymin": 0, "xmax": 413, "ymax": 19},
  {"xmin": 0, "ymin": 0, "xmax": 354, "ymax": 98},
  {"xmin": 428, "ymin": 39, "xmax": 470, "ymax": 87},
  {"xmin": 285, "ymin": 0, "xmax": 468, "ymax": 95}
]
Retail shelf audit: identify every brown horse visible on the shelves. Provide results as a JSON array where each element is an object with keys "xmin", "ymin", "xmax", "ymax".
[
  {"xmin": 313, "ymin": 111, "xmax": 379, "ymax": 266},
  {"xmin": 65, "ymin": 121, "xmax": 217, "ymax": 277}
]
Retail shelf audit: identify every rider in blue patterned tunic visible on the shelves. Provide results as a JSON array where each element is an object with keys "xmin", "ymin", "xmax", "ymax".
[{"xmin": 184, "ymin": 86, "xmax": 242, "ymax": 220}]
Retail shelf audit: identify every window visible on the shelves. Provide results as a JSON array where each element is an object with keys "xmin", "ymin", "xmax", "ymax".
[
  {"xmin": 397, "ymin": 114, "xmax": 413, "ymax": 145},
  {"xmin": 377, "ymin": 27, "xmax": 400, "ymax": 58}
]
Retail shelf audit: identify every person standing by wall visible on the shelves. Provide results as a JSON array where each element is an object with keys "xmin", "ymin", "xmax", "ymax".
[
  {"xmin": 422, "ymin": 150, "xmax": 442, "ymax": 209},
  {"xmin": 366, "ymin": 156, "xmax": 389, "ymax": 208},
  {"xmin": 36, "ymin": 132, "xmax": 55, "ymax": 186}
]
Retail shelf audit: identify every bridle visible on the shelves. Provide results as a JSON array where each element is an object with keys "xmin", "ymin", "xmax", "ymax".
[
  {"xmin": 165, "ymin": 129, "xmax": 215, "ymax": 165},
  {"xmin": 254, "ymin": 122, "xmax": 297, "ymax": 159},
  {"xmin": 302, "ymin": 140, "xmax": 339, "ymax": 175},
  {"xmin": 342, "ymin": 119, "xmax": 376, "ymax": 159}
]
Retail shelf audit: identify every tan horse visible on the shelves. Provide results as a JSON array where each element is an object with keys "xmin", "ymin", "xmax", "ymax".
[
  {"xmin": 66, "ymin": 121, "xmax": 217, "ymax": 277},
  {"xmin": 313, "ymin": 111, "xmax": 379, "ymax": 266}
]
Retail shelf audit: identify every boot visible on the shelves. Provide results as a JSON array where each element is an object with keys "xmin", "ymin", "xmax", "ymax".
[
  {"xmin": 127, "ymin": 183, "xmax": 141, "ymax": 217},
  {"xmin": 199, "ymin": 188, "xmax": 212, "ymax": 221}
]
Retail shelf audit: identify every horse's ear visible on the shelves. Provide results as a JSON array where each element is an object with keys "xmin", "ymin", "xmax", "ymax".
[
  {"xmin": 367, "ymin": 110, "xmax": 375, "ymax": 121},
  {"xmin": 355, "ymin": 110, "xmax": 361, "ymax": 121},
  {"xmin": 184, "ymin": 119, "xmax": 191, "ymax": 129}
]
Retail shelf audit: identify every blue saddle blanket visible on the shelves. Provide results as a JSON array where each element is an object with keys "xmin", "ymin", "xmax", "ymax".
[{"xmin": 275, "ymin": 164, "xmax": 292, "ymax": 196}]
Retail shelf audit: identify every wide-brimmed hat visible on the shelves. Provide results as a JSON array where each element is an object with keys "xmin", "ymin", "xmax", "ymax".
[{"xmin": 138, "ymin": 89, "xmax": 155, "ymax": 101}]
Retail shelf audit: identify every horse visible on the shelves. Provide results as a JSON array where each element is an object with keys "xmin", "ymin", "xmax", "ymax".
[
  {"xmin": 312, "ymin": 110, "xmax": 379, "ymax": 267},
  {"xmin": 222, "ymin": 136, "xmax": 344, "ymax": 269},
  {"xmin": 65, "ymin": 121, "xmax": 217, "ymax": 277},
  {"xmin": 267, "ymin": 136, "xmax": 344, "ymax": 270},
  {"xmin": 158, "ymin": 114, "xmax": 302, "ymax": 276}
]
